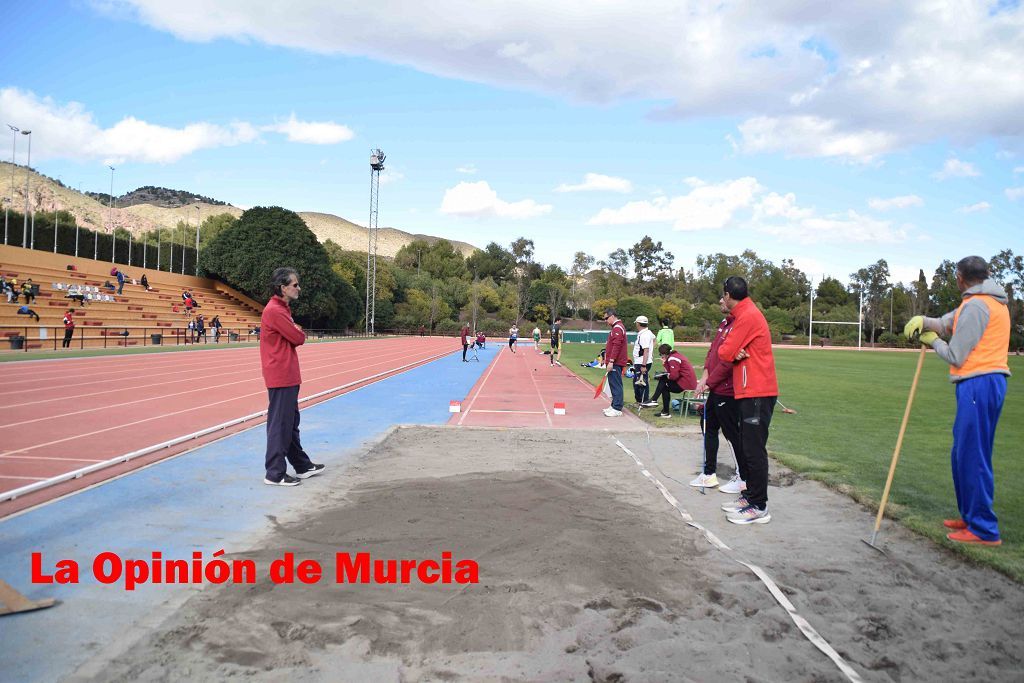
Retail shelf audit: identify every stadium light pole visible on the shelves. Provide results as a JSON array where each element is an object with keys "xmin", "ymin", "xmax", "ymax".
[
  {"xmin": 181, "ymin": 217, "xmax": 186, "ymax": 275},
  {"xmin": 5, "ymin": 124, "xmax": 17, "ymax": 245},
  {"xmin": 168, "ymin": 224, "xmax": 174, "ymax": 273},
  {"xmin": 21, "ymin": 130, "xmax": 31, "ymax": 249},
  {"xmin": 194, "ymin": 203, "xmax": 200, "ymax": 275},
  {"xmin": 366, "ymin": 148, "xmax": 385, "ymax": 335},
  {"xmin": 108, "ymin": 165, "xmax": 116, "ymax": 263},
  {"xmin": 52, "ymin": 182, "xmax": 59, "ymax": 253}
]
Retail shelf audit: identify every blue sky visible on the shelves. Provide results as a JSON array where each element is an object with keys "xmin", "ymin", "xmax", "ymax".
[{"xmin": 1, "ymin": 1, "xmax": 1021, "ymax": 286}]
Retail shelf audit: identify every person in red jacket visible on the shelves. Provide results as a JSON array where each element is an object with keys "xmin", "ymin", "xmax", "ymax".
[
  {"xmin": 602, "ymin": 308, "xmax": 630, "ymax": 416},
  {"xmin": 260, "ymin": 267, "xmax": 325, "ymax": 487},
  {"xmin": 642, "ymin": 343, "xmax": 696, "ymax": 417},
  {"xmin": 692, "ymin": 304, "xmax": 745, "ymax": 493},
  {"xmin": 716, "ymin": 276, "xmax": 778, "ymax": 525},
  {"xmin": 62, "ymin": 309, "xmax": 75, "ymax": 349},
  {"xmin": 460, "ymin": 324, "xmax": 471, "ymax": 362}
]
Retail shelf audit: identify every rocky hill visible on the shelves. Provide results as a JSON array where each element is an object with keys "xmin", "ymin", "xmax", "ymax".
[{"xmin": 0, "ymin": 163, "xmax": 478, "ymax": 259}]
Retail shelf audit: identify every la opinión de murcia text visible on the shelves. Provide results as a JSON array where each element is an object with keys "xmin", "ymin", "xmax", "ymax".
[{"xmin": 31, "ymin": 550, "xmax": 479, "ymax": 591}]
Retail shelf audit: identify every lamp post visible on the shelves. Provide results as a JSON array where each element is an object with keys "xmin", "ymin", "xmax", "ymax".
[
  {"xmin": 53, "ymin": 185, "xmax": 59, "ymax": 253},
  {"xmin": 21, "ymin": 130, "xmax": 31, "ymax": 248},
  {"xmin": 169, "ymin": 224, "xmax": 174, "ymax": 273},
  {"xmin": 180, "ymin": 217, "xmax": 186, "ymax": 275},
  {"xmin": 5, "ymin": 124, "xmax": 17, "ymax": 245},
  {"xmin": 194, "ymin": 204, "xmax": 200, "ymax": 275},
  {"xmin": 108, "ymin": 166, "xmax": 115, "ymax": 263}
]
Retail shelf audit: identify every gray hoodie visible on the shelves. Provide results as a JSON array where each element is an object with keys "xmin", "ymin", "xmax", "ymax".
[{"xmin": 924, "ymin": 278, "xmax": 1011, "ymax": 382}]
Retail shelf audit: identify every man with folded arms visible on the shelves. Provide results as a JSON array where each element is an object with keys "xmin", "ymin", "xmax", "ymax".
[{"xmin": 261, "ymin": 267, "xmax": 325, "ymax": 487}]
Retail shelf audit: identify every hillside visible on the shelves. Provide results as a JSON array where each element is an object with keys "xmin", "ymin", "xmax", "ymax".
[{"xmin": 0, "ymin": 162, "xmax": 478, "ymax": 259}]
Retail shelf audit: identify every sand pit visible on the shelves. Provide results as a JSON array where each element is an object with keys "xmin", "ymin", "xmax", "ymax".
[{"xmin": 86, "ymin": 427, "xmax": 1024, "ymax": 682}]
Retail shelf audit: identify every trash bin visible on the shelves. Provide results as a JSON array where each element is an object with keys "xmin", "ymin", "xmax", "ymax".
[
  {"xmin": 151, "ymin": 333, "xmax": 162, "ymax": 345},
  {"xmin": 9, "ymin": 335, "xmax": 25, "ymax": 350}
]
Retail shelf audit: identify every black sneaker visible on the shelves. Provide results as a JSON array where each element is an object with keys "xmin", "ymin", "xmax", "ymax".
[
  {"xmin": 264, "ymin": 474, "xmax": 301, "ymax": 486},
  {"xmin": 295, "ymin": 463, "xmax": 326, "ymax": 479}
]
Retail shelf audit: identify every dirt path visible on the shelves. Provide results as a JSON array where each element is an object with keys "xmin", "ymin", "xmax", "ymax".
[{"xmin": 85, "ymin": 426, "xmax": 1024, "ymax": 682}]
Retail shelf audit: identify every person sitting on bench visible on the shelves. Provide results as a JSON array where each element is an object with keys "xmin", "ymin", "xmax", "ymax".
[
  {"xmin": 17, "ymin": 304, "xmax": 40, "ymax": 322},
  {"xmin": 66, "ymin": 284, "xmax": 87, "ymax": 306},
  {"xmin": 641, "ymin": 343, "xmax": 697, "ymax": 417}
]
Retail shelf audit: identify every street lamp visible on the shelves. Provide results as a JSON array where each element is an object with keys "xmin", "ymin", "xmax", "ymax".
[
  {"xmin": 21, "ymin": 130, "xmax": 31, "ymax": 248},
  {"xmin": 108, "ymin": 165, "xmax": 116, "ymax": 262},
  {"xmin": 194, "ymin": 203, "xmax": 200, "ymax": 275},
  {"xmin": 181, "ymin": 216, "xmax": 186, "ymax": 275},
  {"xmin": 5, "ymin": 124, "xmax": 17, "ymax": 245}
]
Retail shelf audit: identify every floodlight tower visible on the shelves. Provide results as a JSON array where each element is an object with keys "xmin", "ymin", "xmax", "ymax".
[{"xmin": 365, "ymin": 148, "xmax": 385, "ymax": 335}]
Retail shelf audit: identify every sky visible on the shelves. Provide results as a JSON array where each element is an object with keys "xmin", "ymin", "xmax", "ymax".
[{"xmin": 1, "ymin": 0, "xmax": 1022, "ymax": 287}]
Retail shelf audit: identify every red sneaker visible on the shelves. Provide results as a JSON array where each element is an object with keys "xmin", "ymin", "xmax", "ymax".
[
  {"xmin": 946, "ymin": 529, "xmax": 1001, "ymax": 546},
  {"xmin": 943, "ymin": 519, "xmax": 967, "ymax": 530}
]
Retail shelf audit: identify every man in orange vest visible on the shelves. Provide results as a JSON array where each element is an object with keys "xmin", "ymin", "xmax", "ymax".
[{"xmin": 905, "ymin": 256, "xmax": 1011, "ymax": 546}]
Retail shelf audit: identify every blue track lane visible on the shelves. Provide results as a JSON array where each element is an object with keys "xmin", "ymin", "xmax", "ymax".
[{"xmin": 0, "ymin": 342, "xmax": 497, "ymax": 681}]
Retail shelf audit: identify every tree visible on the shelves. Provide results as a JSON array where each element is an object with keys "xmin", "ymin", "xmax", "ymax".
[
  {"xmin": 201, "ymin": 206, "xmax": 360, "ymax": 328},
  {"xmin": 929, "ymin": 260, "xmax": 961, "ymax": 316},
  {"xmin": 815, "ymin": 277, "xmax": 849, "ymax": 310},
  {"xmin": 198, "ymin": 213, "xmax": 238, "ymax": 249},
  {"xmin": 628, "ymin": 236, "xmax": 675, "ymax": 296},
  {"xmin": 850, "ymin": 259, "xmax": 890, "ymax": 344},
  {"xmin": 467, "ymin": 242, "xmax": 515, "ymax": 283},
  {"xmin": 658, "ymin": 302, "xmax": 684, "ymax": 327}
]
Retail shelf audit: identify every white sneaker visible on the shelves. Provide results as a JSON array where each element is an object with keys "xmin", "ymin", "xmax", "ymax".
[
  {"xmin": 689, "ymin": 473, "xmax": 719, "ymax": 488},
  {"xmin": 721, "ymin": 496, "xmax": 749, "ymax": 513},
  {"xmin": 727, "ymin": 505, "xmax": 771, "ymax": 525},
  {"xmin": 719, "ymin": 475, "xmax": 747, "ymax": 495},
  {"xmin": 604, "ymin": 408, "xmax": 623, "ymax": 417}
]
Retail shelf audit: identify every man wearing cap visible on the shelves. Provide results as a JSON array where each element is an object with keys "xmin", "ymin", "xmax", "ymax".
[
  {"xmin": 632, "ymin": 315, "xmax": 656, "ymax": 404},
  {"xmin": 904, "ymin": 255, "xmax": 1011, "ymax": 546},
  {"xmin": 602, "ymin": 308, "xmax": 629, "ymax": 417}
]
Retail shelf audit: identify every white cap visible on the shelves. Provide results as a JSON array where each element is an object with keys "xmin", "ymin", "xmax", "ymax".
[{"xmin": 634, "ymin": 315, "xmax": 649, "ymax": 324}]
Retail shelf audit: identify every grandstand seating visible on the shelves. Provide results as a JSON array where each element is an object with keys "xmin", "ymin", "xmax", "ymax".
[{"xmin": 0, "ymin": 244, "xmax": 263, "ymax": 351}]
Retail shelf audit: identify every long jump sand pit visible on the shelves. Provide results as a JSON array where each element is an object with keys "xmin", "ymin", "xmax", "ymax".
[{"xmin": 93, "ymin": 426, "xmax": 1024, "ymax": 682}]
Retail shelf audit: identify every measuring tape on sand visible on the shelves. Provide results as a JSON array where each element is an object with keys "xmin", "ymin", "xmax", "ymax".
[{"xmin": 614, "ymin": 439, "xmax": 865, "ymax": 683}]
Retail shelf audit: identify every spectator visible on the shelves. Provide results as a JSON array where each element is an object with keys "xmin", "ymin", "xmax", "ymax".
[
  {"xmin": 66, "ymin": 284, "xmax": 87, "ymax": 307},
  {"xmin": 17, "ymin": 304, "xmax": 40, "ymax": 322},
  {"xmin": 581, "ymin": 347, "xmax": 607, "ymax": 368},
  {"xmin": 187, "ymin": 318, "xmax": 195, "ymax": 343},
  {"xmin": 656, "ymin": 319, "xmax": 675, "ymax": 350},
  {"xmin": 211, "ymin": 315, "xmax": 222, "ymax": 342},
  {"xmin": 21, "ymin": 279, "xmax": 36, "ymax": 305},
  {"xmin": 632, "ymin": 315, "xmax": 656, "ymax": 403},
  {"xmin": 602, "ymin": 308, "xmax": 629, "ymax": 417},
  {"xmin": 904, "ymin": 256, "xmax": 1010, "ymax": 546},
  {"xmin": 103, "ymin": 280, "xmax": 116, "ymax": 292},
  {"xmin": 475, "ymin": 331, "xmax": 486, "ymax": 349},
  {"xmin": 717, "ymin": 276, "xmax": 778, "ymax": 525},
  {"xmin": 140, "ymin": 273, "xmax": 152, "ymax": 291},
  {"xmin": 7, "ymin": 276, "xmax": 19, "ymax": 303},
  {"xmin": 418, "ymin": 324, "xmax": 426, "ymax": 336},
  {"xmin": 461, "ymin": 323, "xmax": 471, "ymax": 362},
  {"xmin": 62, "ymin": 309, "xmax": 75, "ymax": 348},
  {"xmin": 261, "ymin": 267, "xmax": 324, "ymax": 486},
  {"xmin": 692, "ymin": 297, "xmax": 745, "ymax": 493},
  {"xmin": 642, "ymin": 343, "xmax": 697, "ymax": 418},
  {"xmin": 181, "ymin": 290, "xmax": 192, "ymax": 302},
  {"xmin": 115, "ymin": 269, "xmax": 126, "ymax": 295},
  {"xmin": 2, "ymin": 278, "xmax": 14, "ymax": 303},
  {"xmin": 195, "ymin": 314, "xmax": 207, "ymax": 343}
]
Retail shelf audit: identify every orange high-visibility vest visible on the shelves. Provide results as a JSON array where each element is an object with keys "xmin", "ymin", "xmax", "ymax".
[{"xmin": 951, "ymin": 295, "xmax": 1010, "ymax": 379}]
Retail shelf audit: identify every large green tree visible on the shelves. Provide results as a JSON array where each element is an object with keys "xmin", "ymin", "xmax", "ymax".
[{"xmin": 201, "ymin": 206, "xmax": 360, "ymax": 328}]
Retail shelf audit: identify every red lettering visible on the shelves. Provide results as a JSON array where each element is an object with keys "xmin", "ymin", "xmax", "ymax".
[
  {"xmin": 441, "ymin": 551, "xmax": 452, "ymax": 584},
  {"xmin": 401, "ymin": 559, "xmax": 417, "ymax": 583},
  {"xmin": 418, "ymin": 560, "xmax": 440, "ymax": 584},
  {"xmin": 270, "ymin": 552, "xmax": 296, "ymax": 584},
  {"xmin": 296, "ymin": 559, "xmax": 322, "ymax": 584},
  {"xmin": 124, "ymin": 559, "xmax": 149, "ymax": 591},
  {"xmin": 373, "ymin": 559, "xmax": 397, "ymax": 584},
  {"xmin": 31, "ymin": 552, "xmax": 52, "ymax": 584},
  {"xmin": 454, "ymin": 560, "xmax": 479, "ymax": 584},
  {"xmin": 335, "ymin": 552, "xmax": 369, "ymax": 583},
  {"xmin": 93, "ymin": 552, "xmax": 121, "ymax": 584},
  {"xmin": 31, "ymin": 553, "xmax": 78, "ymax": 584}
]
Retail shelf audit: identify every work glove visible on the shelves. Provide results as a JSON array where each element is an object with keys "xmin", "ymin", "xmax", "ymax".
[
  {"xmin": 919, "ymin": 331, "xmax": 938, "ymax": 346},
  {"xmin": 903, "ymin": 316, "xmax": 924, "ymax": 338}
]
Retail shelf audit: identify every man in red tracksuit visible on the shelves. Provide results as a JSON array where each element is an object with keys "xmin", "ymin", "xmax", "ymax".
[
  {"xmin": 717, "ymin": 276, "xmax": 778, "ymax": 524},
  {"xmin": 602, "ymin": 308, "xmax": 629, "ymax": 416},
  {"xmin": 460, "ymin": 324, "xmax": 471, "ymax": 362},
  {"xmin": 693, "ymin": 304, "xmax": 745, "ymax": 493},
  {"xmin": 261, "ymin": 267, "xmax": 325, "ymax": 486},
  {"xmin": 642, "ymin": 343, "xmax": 696, "ymax": 417}
]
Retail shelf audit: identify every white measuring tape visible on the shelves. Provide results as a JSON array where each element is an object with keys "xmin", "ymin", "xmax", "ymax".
[{"xmin": 614, "ymin": 439, "xmax": 864, "ymax": 683}]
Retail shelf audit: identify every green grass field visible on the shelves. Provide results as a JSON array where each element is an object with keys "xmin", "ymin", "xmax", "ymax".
[{"xmin": 560, "ymin": 342, "xmax": 1024, "ymax": 581}]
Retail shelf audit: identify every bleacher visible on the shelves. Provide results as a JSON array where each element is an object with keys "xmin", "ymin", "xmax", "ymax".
[{"xmin": 0, "ymin": 243, "xmax": 263, "ymax": 351}]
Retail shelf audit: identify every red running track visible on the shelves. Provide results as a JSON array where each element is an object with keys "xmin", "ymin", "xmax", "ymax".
[
  {"xmin": 451, "ymin": 343, "xmax": 642, "ymax": 429},
  {"xmin": 0, "ymin": 336, "xmax": 459, "ymax": 516}
]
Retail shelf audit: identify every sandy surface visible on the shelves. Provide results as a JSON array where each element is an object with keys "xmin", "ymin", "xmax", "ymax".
[{"xmin": 80, "ymin": 426, "xmax": 1024, "ymax": 682}]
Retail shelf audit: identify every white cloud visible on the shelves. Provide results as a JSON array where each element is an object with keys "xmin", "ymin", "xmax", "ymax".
[
  {"xmin": 958, "ymin": 201, "xmax": 991, "ymax": 213},
  {"xmin": 554, "ymin": 173, "xmax": 632, "ymax": 193},
  {"xmin": 0, "ymin": 87, "xmax": 259, "ymax": 164},
  {"xmin": 1006, "ymin": 187, "xmax": 1024, "ymax": 201},
  {"xmin": 737, "ymin": 116, "xmax": 898, "ymax": 163},
  {"xmin": 0, "ymin": 87, "xmax": 353, "ymax": 164},
  {"xmin": 756, "ymin": 209, "xmax": 908, "ymax": 245},
  {"xmin": 867, "ymin": 195, "xmax": 923, "ymax": 211},
  {"xmin": 588, "ymin": 177, "xmax": 760, "ymax": 230},
  {"xmin": 379, "ymin": 170, "xmax": 404, "ymax": 185},
  {"xmin": 456, "ymin": 164, "xmax": 478, "ymax": 174},
  {"xmin": 933, "ymin": 158, "xmax": 981, "ymax": 180},
  {"xmin": 1014, "ymin": 166, "xmax": 1024, "ymax": 174},
  {"xmin": 440, "ymin": 181, "xmax": 551, "ymax": 219},
  {"xmin": 262, "ymin": 114, "xmax": 353, "ymax": 144},
  {"xmin": 106, "ymin": 1, "xmax": 1024, "ymax": 161}
]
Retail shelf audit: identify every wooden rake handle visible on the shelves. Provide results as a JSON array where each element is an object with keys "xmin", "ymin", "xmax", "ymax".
[{"xmin": 871, "ymin": 344, "xmax": 928, "ymax": 535}]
